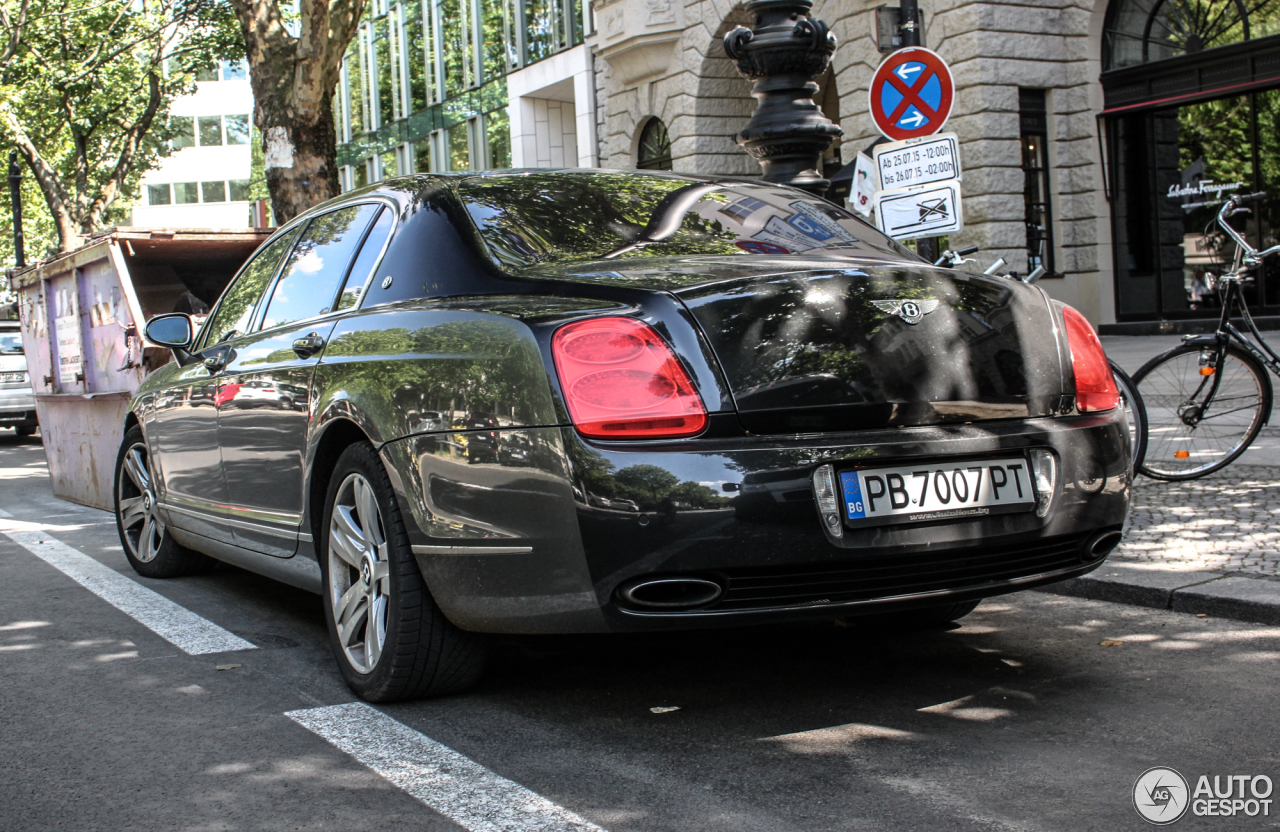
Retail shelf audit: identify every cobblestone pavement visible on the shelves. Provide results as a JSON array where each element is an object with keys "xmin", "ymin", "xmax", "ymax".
[{"xmin": 1116, "ymin": 463, "xmax": 1280, "ymax": 575}]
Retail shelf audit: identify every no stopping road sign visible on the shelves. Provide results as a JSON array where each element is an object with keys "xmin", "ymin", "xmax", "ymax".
[{"xmin": 868, "ymin": 47, "xmax": 955, "ymax": 141}]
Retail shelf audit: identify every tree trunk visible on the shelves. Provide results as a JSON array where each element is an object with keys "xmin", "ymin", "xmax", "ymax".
[
  {"xmin": 258, "ymin": 92, "xmax": 339, "ymax": 224},
  {"xmin": 232, "ymin": 0, "xmax": 363, "ymax": 226}
]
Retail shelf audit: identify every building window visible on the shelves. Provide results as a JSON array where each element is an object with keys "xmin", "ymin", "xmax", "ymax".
[
  {"xmin": 414, "ymin": 137, "xmax": 434, "ymax": 172},
  {"xmin": 201, "ymin": 181, "xmax": 227, "ymax": 202},
  {"xmin": 198, "ymin": 116, "xmax": 223, "ymax": 146},
  {"xmin": 637, "ymin": 117, "xmax": 672, "ymax": 170},
  {"xmin": 225, "ymin": 114, "xmax": 251, "ymax": 145},
  {"xmin": 380, "ymin": 149, "xmax": 399, "ymax": 179},
  {"xmin": 147, "ymin": 184, "xmax": 171, "ymax": 205},
  {"xmin": 174, "ymin": 182, "xmax": 200, "ymax": 204},
  {"xmin": 1020, "ymin": 89, "xmax": 1055, "ymax": 276},
  {"xmin": 448, "ymin": 122, "xmax": 470, "ymax": 170},
  {"xmin": 170, "ymin": 117, "xmax": 195, "ymax": 149},
  {"xmin": 228, "ymin": 180, "xmax": 252, "ymax": 201},
  {"xmin": 485, "ymin": 108, "xmax": 510, "ymax": 167}
]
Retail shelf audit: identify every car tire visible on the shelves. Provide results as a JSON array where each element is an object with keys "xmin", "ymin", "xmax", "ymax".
[
  {"xmin": 114, "ymin": 425, "xmax": 215, "ymax": 578},
  {"xmin": 15, "ymin": 426, "xmax": 34, "ymax": 437},
  {"xmin": 319, "ymin": 442, "xmax": 486, "ymax": 702}
]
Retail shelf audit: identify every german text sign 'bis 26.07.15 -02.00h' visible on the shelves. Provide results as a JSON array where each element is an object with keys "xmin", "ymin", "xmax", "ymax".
[{"xmin": 872, "ymin": 133, "xmax": 962, "ymax": 192}]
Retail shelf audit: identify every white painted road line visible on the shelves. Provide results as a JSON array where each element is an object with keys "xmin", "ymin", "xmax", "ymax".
[
  {"xmin": 286, "ymin": 702, "xmax": 606, "ymax": 832},
  {"xmin": 0, "ymin": 529, "xmax": 255, "ymax": 655}
]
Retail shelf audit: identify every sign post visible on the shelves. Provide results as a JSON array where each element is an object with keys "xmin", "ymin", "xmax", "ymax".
[
  {"xmin": 867, "ymin": 46, "xmax": 964, "ymax": 242},
  {"xmin": 867, "ymin": 47, "xmax": 954, "ymax": 142}
]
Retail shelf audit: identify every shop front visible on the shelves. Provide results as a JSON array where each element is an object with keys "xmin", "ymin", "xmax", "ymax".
[{"xmin": 1102, "ymin": 0, "xmax": 1280, "ymax": 322}]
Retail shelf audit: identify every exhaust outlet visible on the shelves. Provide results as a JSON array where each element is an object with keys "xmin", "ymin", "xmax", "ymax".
[
  {"xmin": 618, "ymin": 577, "xmax": 723, "ymax": 609},
  {"xmin": 1084, "ymin": 530, "xmax": 1123, "ymax": 561}
]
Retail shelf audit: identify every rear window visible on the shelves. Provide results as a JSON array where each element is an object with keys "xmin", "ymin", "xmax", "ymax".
[{"xmin": 456, "ymin": 173, "xmax": 915, "ymax": 268}]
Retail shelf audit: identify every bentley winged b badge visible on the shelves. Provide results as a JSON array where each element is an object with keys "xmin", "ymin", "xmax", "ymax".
[{"xmin": 871, "ymin": 298, "xmax": 940, "ymax": 325}]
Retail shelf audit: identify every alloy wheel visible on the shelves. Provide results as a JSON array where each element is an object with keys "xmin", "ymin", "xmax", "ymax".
[
  {"xmin": 117, "ymin": 442, "xmax": 165, "ymax": 563},
  {"xmin": 327, "ymin": 473, "xmax": 390, "ymax": 675}
]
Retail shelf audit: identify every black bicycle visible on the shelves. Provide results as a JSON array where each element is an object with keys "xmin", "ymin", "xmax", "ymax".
[
  {"xmin": 934, "ymin": 247, "xmax": 1148, "ymax": 471},
  {"xmin": 1132, "ymin": 191, "xmax": 1280, "ymax": 480}
]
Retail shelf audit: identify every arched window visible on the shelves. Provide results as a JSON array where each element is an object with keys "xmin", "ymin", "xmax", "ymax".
[
  {"xmin": 1103, "ymin": 0, "xmax": 1278, "ymax": 70},
  {"xmin": 637, "ymin": 118, "xmax": 673, "ymax": 171}
]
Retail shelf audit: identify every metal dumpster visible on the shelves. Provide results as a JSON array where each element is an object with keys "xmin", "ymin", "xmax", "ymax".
[{"xmin": 9, "ymin": 227, "xmax": 272, "ymax": 510}]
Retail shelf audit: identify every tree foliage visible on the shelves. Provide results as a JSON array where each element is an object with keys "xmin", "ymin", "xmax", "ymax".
[{"xmin": 0, "ymin": 0, "xmax": 241, "ymax": 258}]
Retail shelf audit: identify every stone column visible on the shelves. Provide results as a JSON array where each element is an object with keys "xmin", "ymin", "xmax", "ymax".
[{"xmin": 722, "ymin": 0, "xmax": 843, "ymax": 196}]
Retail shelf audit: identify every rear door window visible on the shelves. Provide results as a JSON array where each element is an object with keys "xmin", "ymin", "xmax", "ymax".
[
  {"xmin": 260, "ymin": 203, "xmax": 381, "ymax": 331},
  {"xmin": 199, "ymin": 227, "xmax": 302, "ymax": 350},
  {"xmin": 335, "ymin": 207, "xmax": 394, "ymax": 311}
]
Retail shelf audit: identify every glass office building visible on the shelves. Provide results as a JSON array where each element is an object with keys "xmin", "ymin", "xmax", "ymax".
[{"xmin": 335, "ymin": 0, "xmax": 590, "ymax": 188}]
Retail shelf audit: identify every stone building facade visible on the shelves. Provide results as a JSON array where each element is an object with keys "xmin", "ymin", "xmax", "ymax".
[{"xmin": 335, "ymin": 0, "xmax": 1280, "ymax": 327}]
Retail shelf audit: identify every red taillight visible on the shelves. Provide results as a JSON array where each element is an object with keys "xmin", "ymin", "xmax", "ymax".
[
  {"xmin": 1061, "ymin": 305, "xmax": 1118, "ymax": 412},
  {"xmin": 552, "ymin": 318, "xmax": 708, "ymax": 439}
]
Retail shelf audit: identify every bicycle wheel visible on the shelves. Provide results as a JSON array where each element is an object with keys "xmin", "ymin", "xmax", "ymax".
[
  {"xmin": 1110, "ymin": 360, "xmax": 1148, "ymax": 472},
  {"xmin": 1133, "ymin": 342, "xmax": 1272, "ymax": 480}
]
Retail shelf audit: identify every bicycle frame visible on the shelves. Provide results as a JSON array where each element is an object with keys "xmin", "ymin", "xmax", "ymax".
[{"xmin": 1179, "ymin": 194, "xmax": 1280, "ymax": 426}]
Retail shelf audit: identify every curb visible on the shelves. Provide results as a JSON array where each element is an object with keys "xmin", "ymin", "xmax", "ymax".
[{"xmin": 1036, "ymin": 563, "xmax": 1280, "ymax": 625}]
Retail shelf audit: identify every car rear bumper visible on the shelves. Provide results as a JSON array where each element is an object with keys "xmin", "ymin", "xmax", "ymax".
[
  {"xmin": 0, "ymin": 401, "xmax": 38, "ymax": 428},
  {"xmin": 382, "ymin": 409, "xmax": 1130, "ymax": 634}
]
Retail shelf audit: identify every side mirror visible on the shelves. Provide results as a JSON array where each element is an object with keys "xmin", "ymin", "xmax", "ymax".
[{"xmin": 144, "ymin": 313, "xmax": 193, "ymax": 349}]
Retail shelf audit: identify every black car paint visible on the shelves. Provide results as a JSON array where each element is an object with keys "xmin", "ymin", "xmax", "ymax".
[{"xmin": 129, "ymin": 171, "xmax": 1129, "ymax": 634}]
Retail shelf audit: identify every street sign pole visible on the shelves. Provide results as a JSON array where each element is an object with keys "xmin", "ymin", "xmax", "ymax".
[
  {"xmin": 897, "ymin": 0, "xmax": 934, "ymax": 259},
  {"xmin": 899, "ymin": 0, "xmax": 920, "ymax": 47}
]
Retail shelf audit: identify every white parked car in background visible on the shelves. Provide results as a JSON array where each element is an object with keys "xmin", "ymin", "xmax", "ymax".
[{"xmin": 0, "ymin": 322, "xmax": 38, "ymax": 437}]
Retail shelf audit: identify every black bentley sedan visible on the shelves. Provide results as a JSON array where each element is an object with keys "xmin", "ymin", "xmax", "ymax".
[{"xmin": 118, "ymin": 170, "xmax": 1130, "ymax": 701}]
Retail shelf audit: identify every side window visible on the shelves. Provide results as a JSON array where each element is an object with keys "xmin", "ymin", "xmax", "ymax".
[
  {"xmin": 260, "ymin": 204, "xmax": 380, "ymax": 330},
  {"xmin": 336, "ymin": 207, "xmax": 394, "ymax": 311},
  {"xmin": 199, "ymin": 227, "xmax": 301, "ymax": 350}
]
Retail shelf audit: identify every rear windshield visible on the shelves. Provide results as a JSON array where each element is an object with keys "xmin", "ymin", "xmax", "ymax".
[
  {"xmin": 456, "ymin": 173, "xmax": 916, "ymax": 268},
  {"xmin": 0, "ymin": 333, "xmax": 22, "ymax": 353}
]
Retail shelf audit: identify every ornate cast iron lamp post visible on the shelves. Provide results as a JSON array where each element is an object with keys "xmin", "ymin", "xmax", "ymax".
[{"xmin": 723, "ymin": 0, "xmax": 842, "ymax": 196}]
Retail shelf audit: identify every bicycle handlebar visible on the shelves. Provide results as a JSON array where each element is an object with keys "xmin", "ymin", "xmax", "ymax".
[
  {"xmin": 1216, "ymin": 192, "xmax": 1278, "ymax": 267},
  {"xmin": 933, "ymin": 245, "xmax": 981, "ymax": 267}
]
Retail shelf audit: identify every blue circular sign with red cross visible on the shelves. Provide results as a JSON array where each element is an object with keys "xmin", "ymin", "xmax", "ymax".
[{"xmin": 868, "ymin": 47, "xmax": 955, "ymax": 141}]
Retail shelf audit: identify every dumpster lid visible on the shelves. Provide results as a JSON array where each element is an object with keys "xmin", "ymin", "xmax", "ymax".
[{"xmin": 8, "ymin": 227, "xmax": 274, "ymax": 290}]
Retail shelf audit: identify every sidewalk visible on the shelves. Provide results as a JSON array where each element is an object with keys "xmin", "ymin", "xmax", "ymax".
[{"xmin": 1037, "ymin": 334, "xmax": 1280, "ymax": 623}]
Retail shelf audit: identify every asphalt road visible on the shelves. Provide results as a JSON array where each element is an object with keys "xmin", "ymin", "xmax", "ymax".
[{"xmin": 2, "ymin": 432, "xmax": 1278, "ymax": 832}]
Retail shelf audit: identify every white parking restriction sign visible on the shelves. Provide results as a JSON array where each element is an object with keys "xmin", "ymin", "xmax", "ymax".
[
  {"xmin": 873, "ymin": 132, "xmax": 961, "ymax": 191},
  {"xmin": 874, "ymin": 179, "xmax": 963, "ymax": 240}
]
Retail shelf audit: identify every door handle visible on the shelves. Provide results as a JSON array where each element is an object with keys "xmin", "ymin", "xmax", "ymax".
[{"xmin": 293, "ymin": 332, "xmax": 326, "ymax": 359}]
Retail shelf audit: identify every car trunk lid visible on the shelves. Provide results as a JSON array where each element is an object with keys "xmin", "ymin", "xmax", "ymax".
[{"xmin": 672, "ymin": 263, "xmax": 1065, "ymax": 433}]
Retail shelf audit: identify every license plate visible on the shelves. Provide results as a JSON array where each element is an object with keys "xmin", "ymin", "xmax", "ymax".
[
  {"xmin": 839, "ymin": 457, "xmax": 1034, "ymax": 526},
  {"xmin": 0, "ymin": 372, "xmax": 23, "ymax": 383}
]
